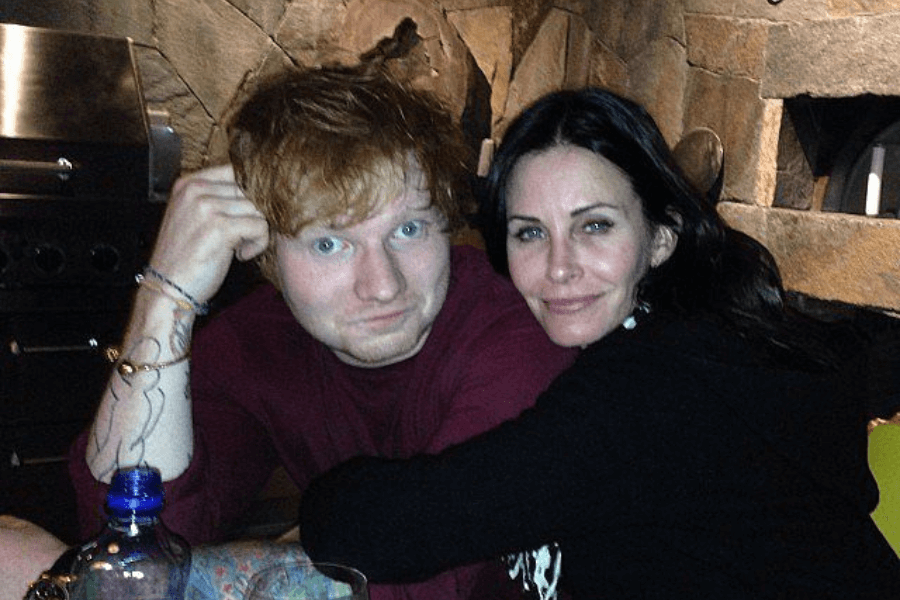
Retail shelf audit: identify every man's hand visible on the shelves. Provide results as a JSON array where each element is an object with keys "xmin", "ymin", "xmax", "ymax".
[
  {"xmin": 87, "ymin": 165, "xmax": 269, "ymax": 484},
  {"xmin": 149, "ymin": 165, "xmax": 269, "ymax": 306}
]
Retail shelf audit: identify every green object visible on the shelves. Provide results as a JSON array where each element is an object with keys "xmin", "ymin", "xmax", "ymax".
[{"xmin": 869, "ymin": 424, "xmax": 900, "ymax": 556}]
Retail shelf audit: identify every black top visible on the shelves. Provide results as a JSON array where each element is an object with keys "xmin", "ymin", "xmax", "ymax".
[{"xmin": 300, "ymin": 312, "xmax": 900, "ymax": 599}]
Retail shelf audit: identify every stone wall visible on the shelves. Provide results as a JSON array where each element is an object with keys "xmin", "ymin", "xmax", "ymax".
[
  {"xmin": 583, "ymin": 0, "xmax": 900, "ymax": 312},
  {"xmin": 0, "ymin": 0, "xmax": 596, "ymax": 171},
  {"xmin": 2, "ymin": 0, "xmax": 899, "ymax": 311}
]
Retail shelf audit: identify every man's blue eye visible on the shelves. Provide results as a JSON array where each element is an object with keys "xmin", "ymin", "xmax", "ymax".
[
  {"xmin": 395, "ymin": 220, "xmax": 425, "ymax": 239},
  {"xmin": 313, "ymin": 236, "xmax": 344, "ymax": 255}
]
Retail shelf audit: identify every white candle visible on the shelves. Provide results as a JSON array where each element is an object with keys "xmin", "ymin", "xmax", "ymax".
[{"xmin": 866, "ymin": 144, "xmax": 886, "ymax": 216}]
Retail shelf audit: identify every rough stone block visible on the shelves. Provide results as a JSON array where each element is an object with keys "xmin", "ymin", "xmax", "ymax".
[
  {"xmin": 593, "ymin": 0, "xmax": 684, "ymax": 61},
  {"xmin": 828, "ymin": 0, "xmax": 900, "ymax": 17},
  {"xmin": 733, "ymin": 0, "xmax": 830, "ymax": 20},
  {"xmin": 565, "ymin": 12, "xmax": 592, "ymax": 89},
  {"xmin": 627, "ymin": 37, "xmax": 687, "ymax": 148},
  {"xmin": 134, "ymin": 46, "xmax": 216, "ymax": 171},
  {"xmin": 275, "ymin": 1, "xmax": 351, "ymax": 66},
  {"xmin": 763, "ymin": 13, "xmax": 900, "ymax": 98},
  {"xmin": 92, "ymin": 0, "xmax": 155, "ymax": 45},
  {"xmin": 725, "ymin": 84, "xmax": 781, "ymax": 207},
  {"xmin": 511, "ymin": 0, "xmax": 553, "ymax": 66},
  {"xmin": 686, "ymin": 69, "xmax": 780, "ymax": 206},
  {"xmin": 339, "ymin": 0, "xmax": 473, "ymax": 123},
  {"xmin": 589, "ymin": 39, "xmax": 628, "ymax": 97},
  {"xmin": 228, "ymin": 0, "xmax": 288, "ymax": 35},
  {"xmin": 684, "ymin": 15, "xmax": 768, "ymax": 79},
  {"xmin": 553, "ymin": 0, "xmax": 590, "ymax": 15},
  {"xmin": 774, "ymin": 110, "xmax": 815, "ymax": 210},
  {"xmin": 682, "ymin": 0, "xmax": 735, "ymax": 15},
  {"xmin": 683, "ymin": 67, "xmax": 729, "ymax": 136},
  {"xmin": 719, "ymin": 202, "xmax": 900, "ymax": 311},
  {"xmin": 590, "ymin": 0, "xmax": 626, "ymax": 57},
  {"xmin": 447, "ymin": 6, "xmax": 513, "ymax": 133},
  {"xmin": 499, "ymin": 8, "xmax": 569, "ymax": 134},
  {"xmin": 441, "ymin": 0, "xmax": 509, "ymax": 9},
  {"xmin": 156, "ymin": 0, "xmax": 271, "ymax": 120}
]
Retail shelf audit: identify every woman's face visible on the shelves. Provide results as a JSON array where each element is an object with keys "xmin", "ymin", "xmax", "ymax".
[{"xmin": 505, "ymin": 145, "xmax": 676, "ymax": 347}]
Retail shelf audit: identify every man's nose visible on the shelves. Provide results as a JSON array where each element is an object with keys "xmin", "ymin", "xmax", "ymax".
[
  {"xmin": 546, "ymin": 240, "xmax": 583, "ymax": 283},
  {"xmin": 354, "ymin": 246, "xmax": 405, "ymax": 301}
]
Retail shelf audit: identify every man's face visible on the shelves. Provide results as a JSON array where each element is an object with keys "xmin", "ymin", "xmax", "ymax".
[{"xmin": 275, "ymin": 173, "xmax": 451, "ymax": 368}]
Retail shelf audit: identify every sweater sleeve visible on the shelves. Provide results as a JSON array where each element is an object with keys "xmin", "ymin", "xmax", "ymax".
[{"xmin": 69, "ymin": 318, "xmax": 279, "ymax": 545}]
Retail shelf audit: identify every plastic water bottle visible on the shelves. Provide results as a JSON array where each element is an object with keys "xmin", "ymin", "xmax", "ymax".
[{"xmin": 67, "ymin": 466, "xmax": 191, "ymax": 600}]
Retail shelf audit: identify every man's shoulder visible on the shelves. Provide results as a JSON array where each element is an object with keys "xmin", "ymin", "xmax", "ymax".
[
  {"xmin": 439, "ymin": 245, "xmax": 574, "ymax": 356},
  {"xmin": 214, "ymin": 283, "xmax": 286, "ymax": 318},
  {"xmin": 197, "ymin": 283, "xmax": 297, "ymax": 343},
  {"xmin": 447, "ymin": 244, "xmax": 527, "ymax": 309}
]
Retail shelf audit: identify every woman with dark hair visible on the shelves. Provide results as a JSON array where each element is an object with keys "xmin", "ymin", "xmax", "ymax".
[{"xmin": 299, "ymin": 87, "xmax": 900, "ymax": 599}]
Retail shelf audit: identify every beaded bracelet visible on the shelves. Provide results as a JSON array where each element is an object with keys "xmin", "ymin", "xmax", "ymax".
[
  {"xmin": 137, "ymin": 276, "xmax": 195, "ymax": 313},
  {"xmin": 139, "ymin": 265, "xmax": 210, "ymax": 316},
  {"xmin": 105, "ymin": 346, "xmax": 192, "ymax": 377}
]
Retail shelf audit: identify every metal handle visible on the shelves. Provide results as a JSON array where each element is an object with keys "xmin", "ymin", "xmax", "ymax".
[
  {"xmin": 0, "ymin": 157, "xmax": 77, "ymax": 180},
  {"xmin": 9, "ymin": 337, "xmax": 101, "ymax": 355},
  {"xmin": 10, "ymin": 451, "xmax": 68, "ymax": 468}
]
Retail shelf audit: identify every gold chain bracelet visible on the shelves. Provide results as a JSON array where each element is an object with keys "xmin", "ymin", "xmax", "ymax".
[{"xmin": 105, "ymin": 346, "xmax": 191, "ymax": 377}]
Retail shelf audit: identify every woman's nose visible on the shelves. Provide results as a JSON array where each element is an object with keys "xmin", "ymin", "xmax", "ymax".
[
  {"xmin": 354, "ymin": 246, "xmax": 405, "ymax": 301},
  {"xmin": 546, "ymin": 241, "xmax": 583, "ymax": 284}
]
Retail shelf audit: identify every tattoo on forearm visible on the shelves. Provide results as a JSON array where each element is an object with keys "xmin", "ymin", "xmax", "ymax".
[
  {"xmin": 88, "ymin": 312, "xmax": 192, "ymax": 477},
  {"xmin": 173, "ymin": 317, "xmax": 191, "ymax": 354}
]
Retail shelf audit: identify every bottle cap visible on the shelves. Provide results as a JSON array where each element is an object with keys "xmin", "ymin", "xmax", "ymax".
[{"xmin": 106, "ymin": 466, "xmax": 165, "ymax": 514}]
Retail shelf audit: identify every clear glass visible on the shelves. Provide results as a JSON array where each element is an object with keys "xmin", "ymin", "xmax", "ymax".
[{"xmin": 245, "ymin": 561, "xmax": 368, "ymax": 600}]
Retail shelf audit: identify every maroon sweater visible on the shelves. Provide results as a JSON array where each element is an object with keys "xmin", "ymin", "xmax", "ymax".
[{"xmin": 70, "ymin": 245, "xmax": 577, "ymax": 600}]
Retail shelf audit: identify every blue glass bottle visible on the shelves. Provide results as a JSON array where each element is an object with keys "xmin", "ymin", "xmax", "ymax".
[{"xmin": 67, "ymin": 466, "xmax": 191, "ymax": 600}]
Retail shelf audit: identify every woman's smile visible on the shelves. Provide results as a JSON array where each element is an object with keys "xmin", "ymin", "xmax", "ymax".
[{"xmin": 542, "ymin": 295, "xmax": 600, "ymax": 315}]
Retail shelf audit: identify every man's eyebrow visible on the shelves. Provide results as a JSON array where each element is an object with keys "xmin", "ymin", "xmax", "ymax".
[
  {"xmin": 507, "ymin": 214, "xmax": 540, "ymax": 223},
  {"xmin": 403, "ymin": 203, "xmax": 439, "ymax": 215}
]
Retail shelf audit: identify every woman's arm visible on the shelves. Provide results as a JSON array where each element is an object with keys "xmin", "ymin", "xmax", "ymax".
[{"xmin": 299, "ymin": 372, "xmax": 601, "ymax": 583}]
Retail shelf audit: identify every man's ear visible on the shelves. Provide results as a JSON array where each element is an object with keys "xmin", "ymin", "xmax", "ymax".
[{"xmin": 650, "ymin": 224, "xmax": 678, "ymax": 268}]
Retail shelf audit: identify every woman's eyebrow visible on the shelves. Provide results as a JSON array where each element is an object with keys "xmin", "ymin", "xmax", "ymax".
[
  {"xmin": 571, "ymin": 201, "xmax": 616, "ymax": 217},
  {"xmin": 508, "ymin": 202, "xmax": 617, "ymax": 222}
]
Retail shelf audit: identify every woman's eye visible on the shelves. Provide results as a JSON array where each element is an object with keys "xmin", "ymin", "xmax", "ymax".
[
  {"xmin": 312, "ymin": 236, "xmax": 345, "ymax": 256},
  {"xmin": 583, "ymin": 219, "xmax": 613, "ymax": 234},
  {"xmin": 511, "ymin": 226, "xmax": 544, "ymax": 242},
  {"xmin": 394, "ymin": 220, "xmax": 426, "ymax": 240}
]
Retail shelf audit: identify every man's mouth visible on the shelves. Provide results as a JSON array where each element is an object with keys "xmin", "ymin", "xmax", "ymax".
[{"xmin": 358, "ymin": 308, "xmax": 410, "ymax": 329}]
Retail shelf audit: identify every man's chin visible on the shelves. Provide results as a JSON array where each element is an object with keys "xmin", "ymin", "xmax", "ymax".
[{"xmin": 335, "ymin": 330, "xmax": 430, "ymax": 368}]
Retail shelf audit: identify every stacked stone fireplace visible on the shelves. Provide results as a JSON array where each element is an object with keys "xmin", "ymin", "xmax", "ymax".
[{"xmin": 3, "ymin": 0, "xmax": 898, "ymax": 314}]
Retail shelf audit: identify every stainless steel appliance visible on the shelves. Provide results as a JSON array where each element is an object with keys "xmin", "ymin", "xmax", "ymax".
[{"xmin": 0, "ymin": 23, "xmax": 178, "ymax": 542}]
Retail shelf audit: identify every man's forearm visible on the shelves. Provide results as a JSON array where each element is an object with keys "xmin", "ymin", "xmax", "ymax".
[{"xmin": 86, "ymin": 289, "xmax": 196, "ymax": 483}]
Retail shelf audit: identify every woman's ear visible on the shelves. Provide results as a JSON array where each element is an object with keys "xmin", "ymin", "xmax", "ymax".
[{"xmin": 650, "ymin": 224, "xmax": 678, "ymax": 268}]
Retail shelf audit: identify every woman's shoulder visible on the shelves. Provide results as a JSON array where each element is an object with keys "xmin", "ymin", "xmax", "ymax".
[{"xmin": 579, "ymin": 311, "xmax": 819, "ymax": 373}]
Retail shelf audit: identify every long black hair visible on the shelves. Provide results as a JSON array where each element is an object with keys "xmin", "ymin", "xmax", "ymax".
[{"xmin": 482, "ymin": 87, "xmax": 834, "ymax": 363}]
